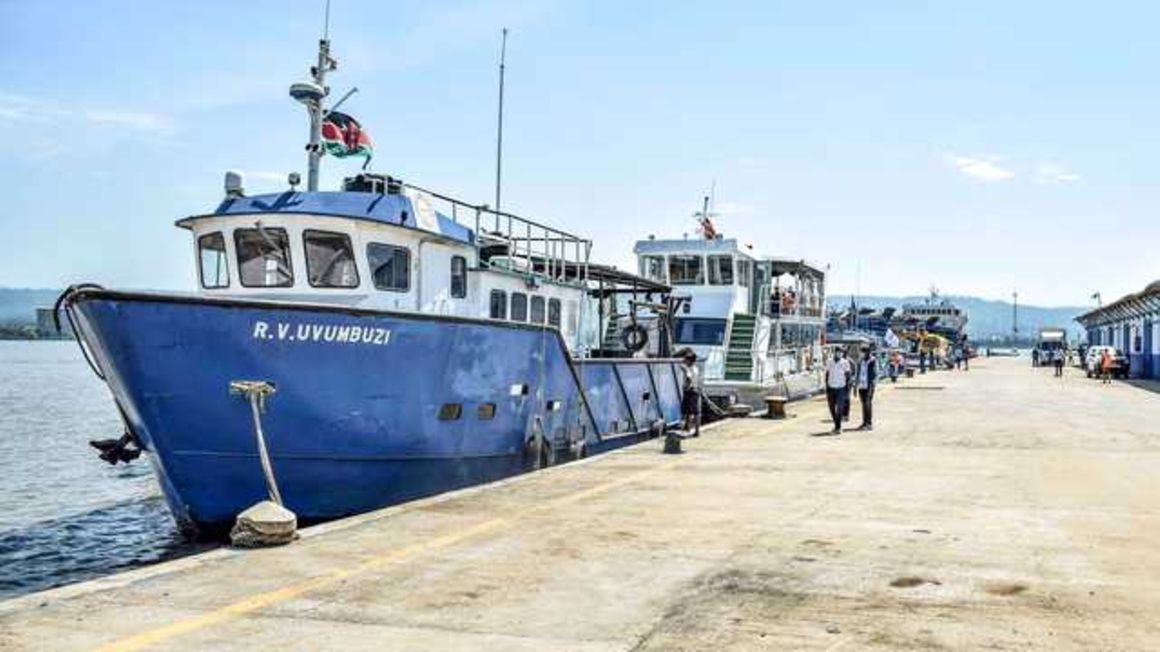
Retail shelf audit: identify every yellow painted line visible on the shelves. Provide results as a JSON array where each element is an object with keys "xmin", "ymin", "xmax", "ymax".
[{"xmin": 93, "ymin": 459, "xmax": 682, "ymax": 652}]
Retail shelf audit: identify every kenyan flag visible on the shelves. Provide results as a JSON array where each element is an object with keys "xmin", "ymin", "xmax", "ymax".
[{"xmin": 321, "ymin": 111, "xmax": 373, "ymax": 165}]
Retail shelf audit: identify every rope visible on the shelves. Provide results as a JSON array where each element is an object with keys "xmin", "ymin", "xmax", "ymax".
[{"xmin": 229, "ymin": 380, "xmax": 283, "ymax": 505}]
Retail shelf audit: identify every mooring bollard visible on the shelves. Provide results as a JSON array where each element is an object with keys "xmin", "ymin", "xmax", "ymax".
[
  {"xmin": 228, "ymin": 380, "xmax": 298, "ymax": 547},
  {"xmin": 763, "ymin": 396, "xmax": 788, "ymax": 419},
  {"xmin": 659, "ymin": 419, "xmax": 682, "ymax": 454}
]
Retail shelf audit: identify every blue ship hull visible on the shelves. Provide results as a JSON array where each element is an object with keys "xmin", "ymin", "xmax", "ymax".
[{"xmin": 66, "ymin": 290, "xmax": 684, "ymax": 532}]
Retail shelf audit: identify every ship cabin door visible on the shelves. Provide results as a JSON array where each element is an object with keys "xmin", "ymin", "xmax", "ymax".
[{"xmin": 419, "ymin": 241, "xmax": 471, "ymax": 316}]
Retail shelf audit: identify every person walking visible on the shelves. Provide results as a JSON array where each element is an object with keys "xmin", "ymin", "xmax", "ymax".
[
  {"xmin": 1099, "ymin": 348, "xmax": 1113, "ymax": 384},
  {"xmin": 1053, "ymin": 348, "xmax": 1065, "ymax": 377},
  {"xmin": 856, "ymin": 345, "xmax": 877, "ymax": 431},
  {"xmin": 678, "ymin": 349, "xmax": 701, "ymax": 435},
  {"xmin": 825, "ymin": 348, "xmax": 852, "ymax": 434}
]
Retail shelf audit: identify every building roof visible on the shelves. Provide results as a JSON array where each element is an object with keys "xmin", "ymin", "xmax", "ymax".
[
  {"xmin": 1076, "ymin": 281, "xmax": 1160, "ymax": 327},
  {"xmin": 177, "ymin": 191, "xmax": 474, "ymax": 244}
]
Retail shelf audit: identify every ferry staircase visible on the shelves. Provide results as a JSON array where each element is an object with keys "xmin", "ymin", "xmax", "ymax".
[
  {"xmin": 724, "ymin": 314, "xmax": 756, "ymax": 381},
  {"xmin": 602, "ymin": 313, "xmax": 622, "ymax": 351}
]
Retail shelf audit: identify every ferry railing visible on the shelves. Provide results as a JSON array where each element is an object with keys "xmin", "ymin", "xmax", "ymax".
[
  {"xmin": 757, "ymin": 283, "xmax": 824, "ymax": 319},
  {"xmin": 404, "ymin": 183, "xmax": 592, "ymax": 286}
]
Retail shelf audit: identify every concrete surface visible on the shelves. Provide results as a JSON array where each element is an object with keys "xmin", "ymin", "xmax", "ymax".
[{"xmin": 2, "ymin": 357, "xmax": 1159, "ymax": 651}]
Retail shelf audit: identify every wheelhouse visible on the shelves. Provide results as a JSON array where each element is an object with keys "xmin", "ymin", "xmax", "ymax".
[{"xmin": 178, "ymin": 174, "xmax": 613, "ymax": 353}]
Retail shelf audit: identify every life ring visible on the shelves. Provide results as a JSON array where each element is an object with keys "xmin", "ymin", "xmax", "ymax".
[{"xmin": 620, "ymin": 323, "xmax": 649, "ymax": 352}]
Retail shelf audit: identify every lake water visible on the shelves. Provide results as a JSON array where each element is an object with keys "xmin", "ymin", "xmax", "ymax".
[{"xmin": 0, "ymin": 341, "xmax": 210, "ymax": 600}]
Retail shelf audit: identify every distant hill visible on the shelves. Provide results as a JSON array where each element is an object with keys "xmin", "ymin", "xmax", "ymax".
[
  {"xmin": 828, "ymin": 295, "xmax": 1089, "ymax": 339},
  {"xmin": 0, "ymin": 288, "xmax": 60, "ymax": 325}
]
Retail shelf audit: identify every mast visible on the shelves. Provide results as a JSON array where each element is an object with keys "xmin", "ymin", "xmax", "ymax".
[
  {"xmin": 494, "ymin": 28, "xmax": 509, "ymax": 213},
  {"xmin": 290, "ymin": 1, "xmax": 337, "ymax": 192}
]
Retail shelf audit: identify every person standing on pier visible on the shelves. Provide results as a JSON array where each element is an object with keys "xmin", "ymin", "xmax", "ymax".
[
  {"xmin": 1099, "ymin": 348, "xmax": 1113, "ymax": 384},
  {"xmin": 826, "ymin": 348, "xmax": 853, "ymax": 434},
  {"xmin": 856, "ymin": 345, "xmax": 877, "ymax": 431},
  {"xmin": 678, "ymin": 349, "xmax": 701, "ymax": 435},
  {"xmin": 1053, "ymin": 348, "xmax": 1065, "ymax": 377}
]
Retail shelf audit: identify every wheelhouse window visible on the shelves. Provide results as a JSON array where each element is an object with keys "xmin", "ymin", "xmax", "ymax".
[
  {"xmin": 198, "ymin": 232, "xmax": 229, "ymax": 289},
  {"xmin": 489, "ymin": 290, "xmax": 507, "ymax": 319},
  {"xmin": 367, "ymin": 243, "xmax": 410, "ymax": 292},
  {"xmin": 737, "ymin": 259, "xmax": 751, "ymax": 287},
  {"xmin": 530, "ymin": 296, "xmax": 546, "ymax": 324},
  {"xmin": 511, "ymin": 292, "xmax": 528, "ymax": 322},
  {"xmin": 304, "ymin": 230, "xmax": 359, "ymax": 288},
  {"xmin": 641, "ymin": 255, "xmax": 666, "ymax": 283},
  {"xmin": 708, "ymin": 255, "xmax": 733, "ymax": 286},
  {"xmin": 548, "ymin": 298, "xmax": 562, "ymax": 328},
  {"xmin": 673, "ymin": 318, "xmax": 726, "ymax": 345},
  {"xmin": 450, "ymin": 255, "xmax": 467, "ymax": 299},
  {"xmin": 235, "ymin": 227, "xmax": 293, "ymax": 288},
  {"xmin": 668, "ymin": 255, "xmax": 704, "ymax": 285}
]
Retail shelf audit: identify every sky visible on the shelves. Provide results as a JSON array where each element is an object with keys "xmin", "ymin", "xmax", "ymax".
[{"xmin": 0, "ymin": 0, "xmax": 1156, "ymax": 307}]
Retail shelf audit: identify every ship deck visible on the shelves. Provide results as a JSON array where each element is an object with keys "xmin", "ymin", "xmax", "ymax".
[{"xmin": 3, "ymin": 357, "xmax": 1160, "ymax": 650}]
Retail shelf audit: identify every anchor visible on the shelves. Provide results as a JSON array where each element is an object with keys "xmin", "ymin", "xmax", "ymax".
[{"xmin": 89, "ymin": 431, "xmax": 142, "ymax": 465}]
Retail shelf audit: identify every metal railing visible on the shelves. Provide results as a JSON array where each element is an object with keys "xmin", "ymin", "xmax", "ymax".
[
  {"xmin": 405, "ymin": 182, "xmax": 591, "ymax": 286},
  {"xmin": 758, "ymin": 283, "xmax": 824, "ymax": 319}
]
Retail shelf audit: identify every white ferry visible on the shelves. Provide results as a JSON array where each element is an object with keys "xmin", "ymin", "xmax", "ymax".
[{"xmin": 629, "ymin": 231, "xmax": 827, "ymax": 408}]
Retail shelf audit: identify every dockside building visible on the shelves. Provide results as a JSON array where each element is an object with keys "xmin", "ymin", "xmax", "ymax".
[{"xmin": 1076, "ymin": 280, "xmax": 1160, "ymax": 379}]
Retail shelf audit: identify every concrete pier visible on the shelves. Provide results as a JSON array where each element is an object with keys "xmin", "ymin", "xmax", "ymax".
[{"xmin": 3, "ymin": 357, "xmax": 1159, "ymax": 650}]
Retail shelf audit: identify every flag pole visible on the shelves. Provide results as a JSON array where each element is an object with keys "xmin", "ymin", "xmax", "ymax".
[{"xmin": 494, "ymin": 28, "xmax": 508, "ymax": 214}]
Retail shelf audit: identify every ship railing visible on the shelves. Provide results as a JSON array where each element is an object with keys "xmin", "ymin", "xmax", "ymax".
[
  {"xmin": 405, "ymin": 182, "xmax": 592, "ymax": 286},
  {"xmin": 757, "ymin": 282, "xmax": 824, "ymax": 319}
]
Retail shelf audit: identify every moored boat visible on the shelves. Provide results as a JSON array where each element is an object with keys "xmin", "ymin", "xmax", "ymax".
[{"xmin": 60, "ymin": 38, "xmax": 684, "ymax": 534}]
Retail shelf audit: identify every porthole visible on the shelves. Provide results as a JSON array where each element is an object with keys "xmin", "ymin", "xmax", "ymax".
[
  {"xmin": 477, "ymin": 403, "xmax": 497, "ymax": 420},
  {"xmin": 437, "ymin": 403, "xmax": 462, "ymax": 421}
]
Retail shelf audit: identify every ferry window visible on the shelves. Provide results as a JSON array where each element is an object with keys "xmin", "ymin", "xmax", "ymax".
[
  {"xmin": 367, "ymin": 243, "xmax": 410, "ymax": 292},
  {"xmin": 641, "ymin": 255, "xmax": 666, "ymax": 283},
  {"xmin": 304, "ymin": 230, "xmax": 359, "ymax": 288},
  {"xmin": 198, "ymin": 232, "xmax": 229, "ymax": 289},
  {"xmin": 530, "ymin": 296, "xmax": 546, "ymax": 324},
  {"xmin": 477, "ymin": 403, "xmax": 497, "ymax": 420},
  {"xmin": 450, "ymin": 256, "xmax": 467, "ymax": 298},
  {"xmin": 548, "ymin": 298, "xmax": 562, "ymax": 327},
  {"xmin": 673, "ymin": 318, "xmax": 726, "ymax": 345},
  {"xmin": 737, "ymin": 259, "xmax": 751, "ymax": 288},
  {"xmin": 511, "ymin": 292, "xmax": 528, "ymax": 321},
  {"xmin": 708, "ymin": 255, "xmax": 733, "ymax": 286},
  {"xmin": 668, "ymin": 255, "xmax": 704, "ymax": 285},
  {"xmin": 489, "ymin": 290, "xmax": 507, "ymax": 319},
  {"xmin": 235, "ymin": 227, "xmax": 293, "ymax": 288}
]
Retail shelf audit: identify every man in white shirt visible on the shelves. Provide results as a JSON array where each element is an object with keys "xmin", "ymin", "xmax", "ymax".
[{"xmin": 825, "ymin": 348, "xmax": 853, "ymax": 434}]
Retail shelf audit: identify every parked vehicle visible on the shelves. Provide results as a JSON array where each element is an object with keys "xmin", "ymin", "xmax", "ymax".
[
  {"xmin": 1085, "ymin": 346, "xmax": 1129, "ymax": 379},
  {"xmin": 1034, "ymin": 328, "xmax": 1067, "ymax": 366}
]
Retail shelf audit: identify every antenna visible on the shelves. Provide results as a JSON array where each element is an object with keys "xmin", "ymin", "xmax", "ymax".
[
  {"xmin": 323, "ymin": 0, "xmax": 331, "ymax": 40},
  {"xmin": 494, "ymin": 27, "xmax": 509, "ymax": 214}
]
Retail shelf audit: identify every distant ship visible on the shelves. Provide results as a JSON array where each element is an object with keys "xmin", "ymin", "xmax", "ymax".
[{"xmin": 892, "ymin": 292, "xmax": 968, "ymax": 342}]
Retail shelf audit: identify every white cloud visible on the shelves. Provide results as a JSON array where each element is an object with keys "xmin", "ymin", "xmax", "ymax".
[
  {"xmin": 947, "ymin": 155, "xmax": 1015, "ymax": 182},
  {"xmin": 0, "ymin": 91, "xmax": 173, "ymax": 135},
  {"xmin": 81, "ymin": 110, "xmax": 173, "ymax": 134},
  {"xmin": 1032, "ymin": 163, "xmax": 1080, "ymax": 185}
]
